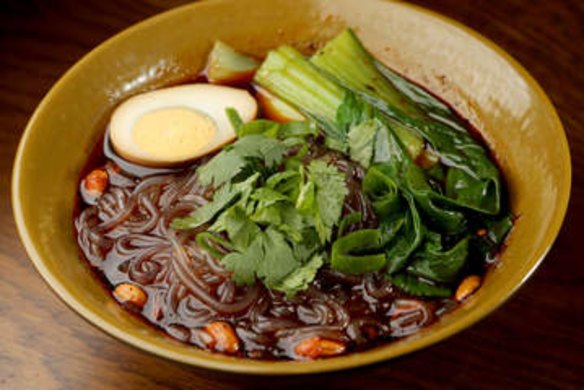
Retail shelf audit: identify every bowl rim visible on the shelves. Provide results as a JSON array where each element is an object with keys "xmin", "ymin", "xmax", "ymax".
[{"xmin": 12, "ymin": 0, "xmax": 571, "ymax": 375}]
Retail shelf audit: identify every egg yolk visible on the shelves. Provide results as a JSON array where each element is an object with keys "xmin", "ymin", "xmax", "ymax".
[{"xmin": 131, "ymin": 107, "xmax": 217, "ymax": 160}]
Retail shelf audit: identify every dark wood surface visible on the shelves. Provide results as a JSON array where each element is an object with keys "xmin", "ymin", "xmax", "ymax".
[{"xmin": 1, "ymin": 1, "xmax": 582, "ymax": 388}]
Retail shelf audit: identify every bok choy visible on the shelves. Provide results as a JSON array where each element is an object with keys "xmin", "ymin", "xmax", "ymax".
[{"xmin": 254, "ymin": 29, "xmax": 512, "ymax": 297}]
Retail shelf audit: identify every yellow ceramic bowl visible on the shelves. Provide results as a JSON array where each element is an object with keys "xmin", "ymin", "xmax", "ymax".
[{"xmin": 12, "ymin": 0, "xmax": 570, "ymax": 375}]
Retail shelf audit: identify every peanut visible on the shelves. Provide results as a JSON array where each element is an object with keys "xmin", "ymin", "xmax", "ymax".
[
  {"xmin": 204, "ymin": 321, "xmax": 240, "ymax": 354},
  {"xmin": 84, "ymin": 168, "xmax": 108, "ymax": 196},
  {"xmin": 455, "ymin": 275, "xmax": 481, "ymax": 302},
  {"xmin": 113, "ymin": 283, "xmax": 147, "ymax": 308},
  {"xmin": 295, "ymin": 336, "xmax": 346, "ymax": 359}
]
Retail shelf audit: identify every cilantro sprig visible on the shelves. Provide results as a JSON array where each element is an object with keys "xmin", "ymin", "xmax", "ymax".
[{"xmin": 172, "ymin": 119, "xmax": 348, "ymax": 296}]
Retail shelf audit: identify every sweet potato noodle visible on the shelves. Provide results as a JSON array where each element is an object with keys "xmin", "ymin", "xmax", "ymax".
[{"xmin": 76, "ymin": 150, "xmax": 450, "ymax": 360}]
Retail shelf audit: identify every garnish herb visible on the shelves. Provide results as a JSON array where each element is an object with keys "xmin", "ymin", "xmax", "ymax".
[
  {"xmin": 174, "ymin": 29, "xmax": 513, "ymax": 298},
  {"xmin": 173, "ymin": 120, "xmax": 348, "ymax": 295}
]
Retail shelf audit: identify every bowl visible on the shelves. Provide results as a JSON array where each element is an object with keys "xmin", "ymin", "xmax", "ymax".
[{"xmin": 12, "ymin": 0, "xmax": 571, "ymax": 375}]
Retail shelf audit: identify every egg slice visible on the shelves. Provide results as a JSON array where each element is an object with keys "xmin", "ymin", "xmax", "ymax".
[{"xmin": 109, "ymin": 84, "xmax": 257, "ymax": 167}]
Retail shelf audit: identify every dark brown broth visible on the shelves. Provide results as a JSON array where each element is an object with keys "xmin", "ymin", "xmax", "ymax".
[{"xmin": 76, "ymin": 150, "xmax": 460, "ymax": 360}]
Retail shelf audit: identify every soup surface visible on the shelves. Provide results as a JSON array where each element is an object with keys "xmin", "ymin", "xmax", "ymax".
[{"xmin": 75, "ymin": 30, "xmax": 512, "ymax": 360}]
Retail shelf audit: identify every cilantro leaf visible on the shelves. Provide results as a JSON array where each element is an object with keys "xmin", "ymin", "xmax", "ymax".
[
  {"xmin": 172, "ymin": 173, "xmax": 259, "ymax": 230},
  {"xmin": 222, "ymin": 227, "xmax": 305, "ymax": 290},
  {"xmin": 198, "ymin": 134, "xmax": 291, "ymax": 187},
  {"xmin": 176, "ymin": 137, "xmax": 339, "ymax": 295},
  {"xmin": 295, "ymin": 180, "xmax": 316, "ymax": 214},
  {"xmin": 250, "ymin": 187, "xmax": 290, "ymax": 206},
  {"xmin": 306, "ymin": 160, "xmax": 349, "ymax": 243},
  {"xmin": 195, "ymin": 232, "xmax": 233, "ymax": 259},
  {"xmin": 171, "ymin": 184, "xmax": 238, "ymax": 230},
  {"xmin": 221, "ymin": 236, "xmax": 263, "ymax": 285},
  {"xmin": 266, "ymin": 170, "xmax": 302, "ymax": 200},
  {"xmin": 336, "ymin": 91, "xmax": 362, "ymax": 134},
  {"xmin": 257, "ymin": 228, "xmax": 301, "ymax": 287},
  {"xmin": 255, "ymin": 204, "xmax": 304, "ymax": 242},
  {"xmin": 292, "ymin": 228, "xmax": 321, "ymax": 262},
  {"xmin": 229, "ymin": 134, "xmax": 287, "ymax": 167},
  {"xmin": 198, "ymin": 152, "xmax": 247, "ymax": 188},
  {"xmin": 272, "ymin": 254, "xmax": 324, "ymax": 297},
  {"xmin": 335, "ymin": 91, "xmax": 374, "ymax": 138},
  {"xmin": 212, "ymin": 206, "xmax": 260, "ymax": 251}
]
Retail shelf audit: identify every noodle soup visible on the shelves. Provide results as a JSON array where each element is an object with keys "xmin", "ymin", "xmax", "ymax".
[{"xmin": 75, "ymin": 30, "xmax": 512, "ymax": 360}]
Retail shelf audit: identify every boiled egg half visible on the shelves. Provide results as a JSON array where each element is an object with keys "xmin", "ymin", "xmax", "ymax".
[{"xmin": 109, "ymin": 84, "xmax": 257, "ymax": 167}]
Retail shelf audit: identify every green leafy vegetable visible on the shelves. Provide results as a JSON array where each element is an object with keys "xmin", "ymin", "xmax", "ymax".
[
  {"xmin": 472, "ymin": 213, "xmax": 514, "ymax": 261},
  {"xmin": 390, "ymin": 273, "xmax": 452, "ymax": 297},
  {"xmin": 231, "ymin": 135, "xmax": 289, "ymax": 167},
  {"xmin": 171, "ymin": 173, "xmax": 260, "ymax": 230},
  {"xmin": 216, "ymin": 206, "xmax": 261, "ymax": 251},
  {"xmin": 338, "ymin": 212, "xmax": 362, "ymax": 237},
  {"xmin": 254, "ymin": 45, "xmax": 348, "ymax": 148},
  {"xmin": 272, "ymin": 255, "xmax": 324, "ymax": 297},
  {"xmin": 251, "ymin": 187, "xmax": 290, "ymax": 206},
  {"xmin": 403, "ymin": 163, "xmax": 466, "ymax": 234},
  {"xmin": 362, "ymin": 164, "xmax": 401, "ymax": 217},
  {"xmin": 348, "ymin": 119, "xmax": 380, "ymax": 168},
  {"xmin": 384, "ymin": 192, "xmax": 424, "ymax": 274},
  {"xmin": 371, "ymin": 123, "xmax": 467, "ymax": 234},
  {"xmin": 172, "ymin": 31, "xmax": 513, "ymax": 300},
  {"xmin": 310, "ymin": 28, "xmax": 501, "ymax": 215},
  {"xmin": 173, "ymin": 131, "xmax": 347, "ymax": 294},
  {"xmin": 221, "ymin": 228, "xmax": 301, "ymax": 288},
  {"xmin": 485, "ymin": 214, "xmax": 514, "ymax": 244},
  {"xmin": 311, "ymin": 29, "xmax": 422, "ymax": 118},
  {"xmin": 257, "ymin": 228, "xmax": 301, "ymax": 287},
  {"xmin": 197, "ymin": 135, "xmax": 290, "ymax": 187},
  {"xmin": 331, "ymin": 229, "xmax": 386, "ymax": 274},
  {"xmin": 221, "ymin": 235, "xmax": 263, "ymax": 285},
  {"xmin": 408, "ymin": 235, "xmax": 469, "ymax": 282},
  {"xmin": 252, "ymin": 203, "xmax": 304, "ymax": 242},
  {"xmin": 374, "ymin": 60, "xmax": 457, "ymax": 123},
  {"xmin": 292, "ymin": 228, "xmax": 321, "ymax": 263},
  {"xmin": 198, "ymin": 152, "xmax": 248, "ymax": 188},
  {"xmin": 361, "ymin": 163, "xmax": 424, "ymax": 273},
  {"xmin": 296, "ymin": 180, "xmax": 316, "ymax": 213},
  {"xmin": 266, "ymin": 170, "xmax": 302, "ymax": 200},
  {"xmin": 304, "ymin": 160, "xmax": 349, "ymax": 243},
  {"xmin": 309, "ymin": 30, "xmax": 499, "ymax": 213}
]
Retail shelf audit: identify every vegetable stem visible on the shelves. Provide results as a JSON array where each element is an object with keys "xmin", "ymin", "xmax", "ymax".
[
  {"xmin": 311, "ymin": 29, "xmax": 422, "ymax": 118},
  {"xmin": 254, "ymin": 46, "xmax": 344, "ymax": 127}
]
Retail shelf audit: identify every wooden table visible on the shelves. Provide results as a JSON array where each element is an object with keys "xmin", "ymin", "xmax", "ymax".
[{"xmin": 1, "ymin": 1, "xmax": 582, "ymax": 388}]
